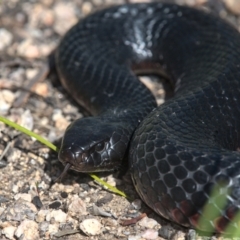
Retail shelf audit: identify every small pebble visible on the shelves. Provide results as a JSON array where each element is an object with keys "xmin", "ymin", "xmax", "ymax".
[
  {"xmin": 1, "ymin": 90, "xmax": 15, "ymax": 104},
  {"xmin": 80, "ymin": 183, "xmax": 90, "ymax": 191},
  {"xmin": 79, "ymin": 218, "xmax": 102, "ymax": 236},
  {"xmin": 0, "ymin": 207, "xmax": 5, "ymax": 214},
  {"xmin": 128, "ymin": 235, "xmax": 141, "ymax": 240},
  {"xmin": 36, "ymin": 210, "xmax": 48, "ymax": 223},
  {"xmin": 96, "ymin": 193, "xmax": 113, "ymax": 206},
  {"xmin": 158, "ymin": 225, "xmax": 174, "ymax": 239},
  {"xmin": 60, "ymin": 191, "xmax": 68, "ymax": 198},
  {"xmin": 32, "ymin": 196, "xmax": 43, "ymax": 209},
  {"xmin": 106, "ymin": 175, "xmax": 121, "ymax": 187},
  {"xmin": 185, "ymin": 0, "xmax": 201, "ymax": 5},
  {"xmin": 0, "ymin": 97, "xmax": 10, "ymax": 114},
  {"xmin": 2, "ymin": 225, "xmax": 16, "ymax": 239},
  {"xmin": 52, "ymin": 109, "xmax": 63, "ymax": 121},
  {"xmin": 17, "ymin": 39, "xmax": 41, "ymax": 59},
  {"xmin": 20, "ymin": 110, "xmax": 34, "ymax": 131},
  {"xmin": 172, "ymin": 230, "xmax": 186, "ymax": 240},
  {"xmin": 131, "ymin": 199, "xmax": 142, "ymax": 210},
  {"xmin": 138, "ymin": 217, "xmax": 159, "ymax": 229},
  {"xmin": 26, "ymin": 68, "xmax": 38, "ymax": 79},
  {"xmin": 55, "ymin": 116, "xmax": 70, "ymax": 131},
  {"xmin": 223, "ymin": 0, "xmax": 240, "ymax": 14},
  {"xmin": 41, "ymin": 9, "xmax": 55, "ymax": 26},
  {"xmin": 127, "ymin": 0, "xmax": 149, "ymax": 3},
  {"xmin": 49, "ymin": 201, "xmax": 61, "ymax": 209},
  {"xmin": 68, "ymin": 195, "xmax": 87, "ymax": 216},
  {"xmin": 187, "ymin": 229, "xmax": 197, "ymax": 240},
  {"xmin": 46, "ymin": 209, "xmax": 67, "ymax": 223},
  {"xmin": 102, "ymin": 218, "xmax": 118, "ymax": 227},
  {"xmin": 34, "ymin": 82, "xmax": 49, "ymax": 97},
  {"xmin": 12, "ymin": 184, "xmax": 19, "ymax": 194},
  {"xmin": 39, "ymin": 221, "xmax": 49, "ymax": 232},
  {"xmin": 82, "ymin": 2, "xmax": 93, "ymax": 15},
  {"xmin": 90, "ymin": 204, "xmax": 112, "ymax": 217},
  {"xmin": 14, "ymin": 193, "xmax": 32, "ymax": 202},
  {"xmin": 52, "ymin": 109, "xmax": 70, "ymax": 131},
  {"xmin": 48, "ymin": 223, "xmax": 60, "ymax": 235},
  {"xmin": 15, "ymin": 219, "xmax": 39, "ymax": 240},
  {"xmin": 0, "ymin": 28, "xmax": 13, "ymax": 50},
  {"xmin": 141, "ymin": 229, "xmax": 159, "ymax": 239},
  {"xmin": 53, "ymin": 2, "xmax": 78, "ymax": 35}
]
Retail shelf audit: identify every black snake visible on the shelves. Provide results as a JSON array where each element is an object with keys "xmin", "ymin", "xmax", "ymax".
[{"xmin": 55, "ymin": 2, "xmax": 240, "ymax": 233}]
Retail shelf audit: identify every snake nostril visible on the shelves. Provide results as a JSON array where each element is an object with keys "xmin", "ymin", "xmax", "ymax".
[{"xmin": 59, "ymin": 148, "xmax": 75, "ymax": 164}]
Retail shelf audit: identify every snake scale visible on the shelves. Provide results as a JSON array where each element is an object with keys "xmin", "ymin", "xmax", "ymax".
[{"xmin": 55, "ymin": 2, "xmax": 240, "ymax": 233}]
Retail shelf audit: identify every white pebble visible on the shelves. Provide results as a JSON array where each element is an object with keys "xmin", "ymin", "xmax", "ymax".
[
  {"xmin": 68, "ymin": 195, "xmax": 87, "ymax": 216},
  {"xmin": 141, "ymin": 229, "xmax": 159, "ymax": 239},
  {"xmin": 223, "ymin": 0, "xmax": 240, "ymax": 14},
  {"xmin": 15, "ymin": 219, "xmax": 39, "ymax": 240},
  {"xmin": 46, "ymin": 209, "xmax": 67, "ymax": 223},
  {"xmin": 12, "ymin": 184, "xmax": 19, "ymax": 193},
  {"xmin": 138, "ymin": 217, "xmax": 159, "ymax": 229},
  {"xmin": 52, "ymin": 109, "xmax": 63, "ymax": 121},
  {"xmin": 20, "ymin": 110, "xmax": 34, "ymax": 131},
  {"xmin": 48, "ymin": 223, "xmax": 59, "ymax": 235},
  {"xmin": 0, "ymin": 28, "xmax": 13, "ymax": 50},
  {"xmin": 17, "ymin": 38, "xmax": 41, "ymax": 59},
  {"xmin": 79, "ymin": 218, "xmax": 102, "ymax": 236},
  {"xmin": 14, "ymin": 193, "xmax": 32, "ymax": 202},
  {"xmin": 1, "ymin": 90, "xmax": 15, "ymax": 104},
  {"xmin": 36, "ymin": 210, "xmax": 48, "ymax": 223},
  {"xmin": 2, "ymin": 225, "xmax": 16, "ymax": 239},
  {"xmin": 53, "ymin": 2, "xmax": 78, "ymax": 35},
  {"xmin": 128, "ymin": 235, "xmax": 141, "ymax": 240},
  {"xmin": 0, "ymin": 98, "xmax": 10, "ymax": 114}
]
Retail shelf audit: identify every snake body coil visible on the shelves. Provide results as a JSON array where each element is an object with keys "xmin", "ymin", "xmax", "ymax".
[{"xmin": 56, "ymin": 3, "xmax": 240, "ymax": 233}]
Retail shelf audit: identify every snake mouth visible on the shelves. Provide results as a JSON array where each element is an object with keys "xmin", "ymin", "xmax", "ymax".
[{"xmin": 55, "ymin": 163, "xmax": 72, "ymax": 182}]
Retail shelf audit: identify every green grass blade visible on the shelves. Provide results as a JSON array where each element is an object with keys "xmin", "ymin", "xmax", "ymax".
[
  {"xmin": 222, "ymin": 210, "xmax": 240, "ymax": 237},
  {"xmin": 89, "ymin": 173, "xmax": 128, "ymax": 198},
  {"xmin": 0, "ymin": 115, "xmax": 58, "ymax": 152}
]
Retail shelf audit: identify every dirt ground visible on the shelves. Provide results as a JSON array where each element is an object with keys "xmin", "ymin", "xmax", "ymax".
[{"xmin": 0, "ymin": 0, "xmax": 240, "ymax": 239}]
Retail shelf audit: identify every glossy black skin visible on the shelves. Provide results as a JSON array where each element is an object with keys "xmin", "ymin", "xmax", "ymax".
[{"xmin": 56, "ymin": 3, "xmax": 240, "ymax": 233}]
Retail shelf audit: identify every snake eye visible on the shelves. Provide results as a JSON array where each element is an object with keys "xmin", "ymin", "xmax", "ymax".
[{"xmin": 95, "ymin": 142, "xmax": 105, "ymax": 152}]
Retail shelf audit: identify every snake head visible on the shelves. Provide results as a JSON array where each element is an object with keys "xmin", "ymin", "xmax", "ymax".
[{"xmin": 58, "ymin": 117, "xmax": 130, "ymax": 177}]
